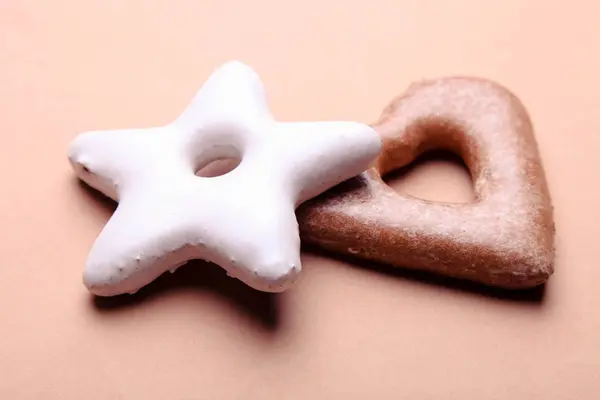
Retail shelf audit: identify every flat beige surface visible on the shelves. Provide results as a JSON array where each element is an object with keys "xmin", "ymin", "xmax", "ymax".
[{"xmin": 1, "ymin": 1, "xmax": 599, "ymax": 399}]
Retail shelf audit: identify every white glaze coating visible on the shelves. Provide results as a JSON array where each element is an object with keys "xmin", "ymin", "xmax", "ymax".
[{"xmin": 68, "ymin": 61, "xmax": 381, "ymax": 296}]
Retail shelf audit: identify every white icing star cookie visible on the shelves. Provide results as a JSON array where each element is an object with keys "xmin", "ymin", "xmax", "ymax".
[{"xmin": 68, "ymin": 61, "xmax": 381, "ymax": 296}]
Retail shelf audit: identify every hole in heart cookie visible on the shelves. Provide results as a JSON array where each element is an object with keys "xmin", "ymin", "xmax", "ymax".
[
  {"xmin": 383, "ymin": 150, "xmax": 475, "ymax": 203},
  {"xmin": 196, "ymin": 157, "xmax": 242, "ymax": 178}
]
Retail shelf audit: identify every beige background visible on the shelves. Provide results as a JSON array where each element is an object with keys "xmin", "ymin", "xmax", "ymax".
[{"xmin": 1, "ymin": 1, "xmax": 599, "ymax": 399}]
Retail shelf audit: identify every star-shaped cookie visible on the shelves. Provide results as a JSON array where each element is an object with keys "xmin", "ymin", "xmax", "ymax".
[{"xmin": 69, "ymin": 61, "xmax": 381, "ymax": 296}]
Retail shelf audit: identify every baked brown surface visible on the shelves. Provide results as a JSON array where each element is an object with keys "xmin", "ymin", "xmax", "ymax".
[{"xmin": 298, "ymin": 77, "xmax": 555, "ymax": 288}]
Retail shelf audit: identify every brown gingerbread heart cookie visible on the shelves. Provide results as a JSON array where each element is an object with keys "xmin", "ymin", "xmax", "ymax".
[{"xmin": 297, "ymin": 77, "xmax": 555, "ymax": 289}]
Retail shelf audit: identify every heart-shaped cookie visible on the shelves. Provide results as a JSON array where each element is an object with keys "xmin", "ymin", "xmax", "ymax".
[{"xmin": 297, "ymin": 77, "xmax": 555, "ymax": 289}]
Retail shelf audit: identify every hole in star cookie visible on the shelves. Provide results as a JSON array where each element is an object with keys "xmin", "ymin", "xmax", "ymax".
[
  {"xmin": 194, "ymin": 142, "xmax": 243, "ymax": 178},
  {"xmin": 195, "ymin": 157, "xmax": 242, "ymax": 178},
  {"xmin": 383, "ymin": 150, "xmax": 475, "ymax": 204}
]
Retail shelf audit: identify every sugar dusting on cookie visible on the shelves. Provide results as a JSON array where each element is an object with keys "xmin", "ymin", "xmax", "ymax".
[{"xmin": 298, "ymin": 77, "xmax": 555, "ymax": 289}]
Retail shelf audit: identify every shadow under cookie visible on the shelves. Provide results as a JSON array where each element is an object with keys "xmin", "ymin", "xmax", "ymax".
[{"xmin": 91, "ymin": 259, "xmax": 282, "ymax": 332}]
